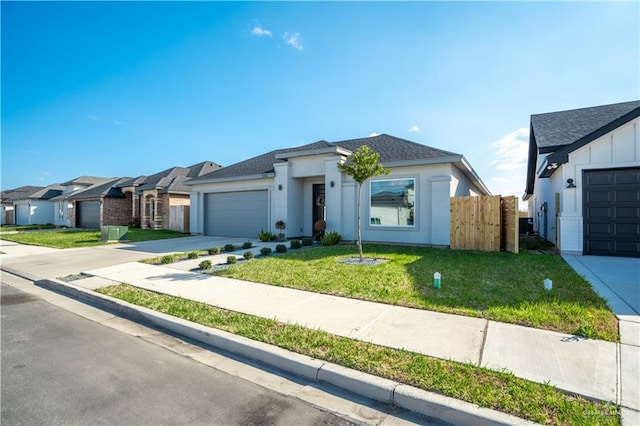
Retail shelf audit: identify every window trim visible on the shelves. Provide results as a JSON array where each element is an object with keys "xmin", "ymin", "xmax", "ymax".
[{"xmin": 367, "ymin": 176, "xmax": 417, "ymax": 230}]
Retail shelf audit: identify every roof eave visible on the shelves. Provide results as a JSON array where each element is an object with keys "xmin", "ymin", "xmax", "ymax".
[
  {"xmin": 274, "ymin": 146, "xmax": 351, "ymax": 160},
  {"xmin": 186, "ymin": 173, "xmax": 275, "ymax": 186}
]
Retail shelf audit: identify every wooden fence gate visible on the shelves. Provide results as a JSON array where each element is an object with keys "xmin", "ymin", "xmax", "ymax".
[
  {"xmin": 450, "ymin": 195, "xmax": 519, "ymax": 253},
  {"xmin": 169, "ymin": 205, "xmax": 190, "ymax": 233}
]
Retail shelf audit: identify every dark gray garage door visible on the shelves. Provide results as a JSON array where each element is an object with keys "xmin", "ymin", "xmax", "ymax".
[
  {"xmin": 204, "ymin": 191, "xmax": 268, "ymax": 238},
  {"xmin": 76, "ymin": 201, "xmax": 101, "ymax": 229},
  {"xmin": 583, "ymin": 168, "xmax": 640, "ymax": 257}
]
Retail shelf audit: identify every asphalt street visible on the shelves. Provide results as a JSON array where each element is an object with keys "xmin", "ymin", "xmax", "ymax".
[{"xmin": 1, "ymin": 281, "xmax": 354, "ymax": 426}]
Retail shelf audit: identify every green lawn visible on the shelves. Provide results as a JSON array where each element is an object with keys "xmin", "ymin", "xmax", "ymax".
[
  {"xmin": 0, "ymin": 224, "xmax": 56, "ymax": 232},
  {"xmin": 0, "ymin": 228, "xmax": 188, "ymax": 248},
  {"xmin": 214, "ymin": 244, "xmax": 618, "ymax": 341},
  {"xmin": 98, "ymin": 284, "xmax": 619, "ymax": 426}
]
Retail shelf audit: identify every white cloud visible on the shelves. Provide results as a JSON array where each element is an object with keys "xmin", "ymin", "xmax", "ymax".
[
  {"xmin": 485, "ymin": 128, "xmax": 529, "ymax": 198},
  {"xmin": 284, "ymin": 32, "xmax": 303, "ymax": 51},
  {"xmin": 489, "ymin": 128, "xmax": 529, "ymax": 171},
  {"xmin": 409, "ymin": 125, "xmax": 420, "ymax": 133},
  {"xmin": 369, "ymin": 132, "xmax": 380, "ymax": 137},
  {"xmin": 251, "ymin": 25, "xmax": 272, "ymax": 37}
]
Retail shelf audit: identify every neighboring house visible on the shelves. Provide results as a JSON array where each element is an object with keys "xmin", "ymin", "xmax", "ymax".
[
  {"xmin": 186, "ymin": 134, "xmax": 490, "ymax": 246},
  {"xmin": 0, "ymin": 186, "xmax": 44, "ymax": 225},
  {"xmin": 50, "ymin": 176, "xmax": 114, "ymax": 227},
  {"xmin": 67, "ymin": 177, "xmax": 135, "ymax": 229},
  {"xmin": 12, "ymin": 184, "xmax": 64, "ymax": 225},
  {"xmin": 116, "ymin": 161, "xmax": 221, "ymax": 231},
  {"xmin": 523, "ymin": 100, "xmax": 640, "ymax": 257}
]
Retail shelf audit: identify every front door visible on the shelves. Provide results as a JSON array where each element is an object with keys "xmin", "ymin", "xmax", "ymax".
[{"xmin": 312, "ymin": 184, "xmax": 326, "ymax": 231}]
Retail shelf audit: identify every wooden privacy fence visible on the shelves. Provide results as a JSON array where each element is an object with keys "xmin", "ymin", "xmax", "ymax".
[
  {"xmin": 450, "ymin": 195, "xmax": 519, "ymax": 253},
  {"xmin": 169, "ymin": 205, "xmax": 190, "ymax": 233}
]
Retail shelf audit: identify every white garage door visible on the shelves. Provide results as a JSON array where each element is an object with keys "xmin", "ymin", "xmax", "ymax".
[
  {"xmin": 204, "ymin": 191, "xmax": 268, "ymax": 238},
  {"xmin": 16, "ymin": 204, "xmax": 30, "ymax": 225}
]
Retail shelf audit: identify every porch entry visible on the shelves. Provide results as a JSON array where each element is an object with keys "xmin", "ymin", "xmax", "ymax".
[{"xmin": 312, "ymin": 184, "xmax": 326, "ymax": 230}]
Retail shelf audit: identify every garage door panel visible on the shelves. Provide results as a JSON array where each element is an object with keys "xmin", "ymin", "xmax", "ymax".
[
  {"xmin": 16, "ymin": 205, "xmax": 29, "ymax": 225},
  {"xmin": 617, "ymin": 190, "xmax": 640, "ymax": 202},
  {"xmin": 587, "ymin": 190, "xmax": 611, "ymax": 203},
  {"xmin": 584, "ymin": 168, "xmax": 640, "ymax": 257},
  {"xmin": 204, "ymin": 191, "xmax": 268, "ymax": 238},
  {"xmin": 77, "ymin": 201, "xmax": 100, "ymax": 229},
  {"xmin": 614, "ymin": 171, "xmax": 640, "ymax": 184}
]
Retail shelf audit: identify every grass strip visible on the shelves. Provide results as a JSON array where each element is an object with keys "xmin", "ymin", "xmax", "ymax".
[
  {"xmin": 0, "ymin": 228, "xmax": 187, "ymax": 248},
  {"xmin": 214, "ymin": 245, "xmax": 618, "ymax": 342},
  {"xmin": 98, "ymin": 284, "xmax": 619, "ymax": 426}
]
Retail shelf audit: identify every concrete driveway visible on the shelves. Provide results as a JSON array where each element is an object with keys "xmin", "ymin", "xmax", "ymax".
[
  {"xmin": 0, "ymin": 235, "xmax": 260, "ymax": 281},
  {"xmin": 563, "ymin": 255, "xmax": 640, "ymax": 318}
]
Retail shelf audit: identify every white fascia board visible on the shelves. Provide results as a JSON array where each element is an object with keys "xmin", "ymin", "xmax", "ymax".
[
  {"xmin": 185, "ymin": 173, "xmax": 275, "ymax": 186},
  {"xmin": 453, "ymin": 156, "xmax": 492, "ymax": 196},
  {"xmin": 382, "ymin": 155, "xmax": 462, "ymax": 169},
  {"xmin": 274, "ymin": 146, "xmax": 352, "ymax": 160}
]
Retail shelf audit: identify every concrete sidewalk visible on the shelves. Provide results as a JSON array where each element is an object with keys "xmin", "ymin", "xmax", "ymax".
[{"xmin": 84, "ymin": 259, "xmax": 621, "ymax": 406}]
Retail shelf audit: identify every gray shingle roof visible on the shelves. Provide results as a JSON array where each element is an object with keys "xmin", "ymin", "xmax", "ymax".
[
  {"xmin": 69, "ymin": 177, "xmax": 132, "ymax": 200},
  {"xmin": 135, "ymin": 161, "xmax": 222, "ymax": 193},
  {"xmin": 1, "ymin": 186, "xmax": 45, "ymax": 204},
  {"xmin": 189, "ymin": 134, "xmax": 460, "ymax": 182},
  {"xmin": 12, "ymin": 184, "xmax": 64, "ymax": 201},
  {"xmin": 525, "ymin": 100, "xmax": 640, "ymax": 197},
  {"xmin": 531, "ymin": 100, "xmax": 640, "ymax": 151},
  {"xmin": 60, "ymin": 176, "xmax": 113, "ymax": 187}
]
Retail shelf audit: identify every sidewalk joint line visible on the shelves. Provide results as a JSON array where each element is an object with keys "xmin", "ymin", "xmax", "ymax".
[
  {"xmin": 478, "ymin": 319, "xmax": 490, "ymax": 367},
  {"xmin": 352, "ymin": 305, "xmax": 393, "ymax": 340}
]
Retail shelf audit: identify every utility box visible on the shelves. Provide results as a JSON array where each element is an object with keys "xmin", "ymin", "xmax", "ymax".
[{"xmin": 101, "ymin": 226, "xmax": 128, "ymax": 242}]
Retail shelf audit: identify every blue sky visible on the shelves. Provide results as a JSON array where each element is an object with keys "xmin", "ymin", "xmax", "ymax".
[{"xmin": 2, "ymin": 1, "xmax": 638, "ymax": 200}]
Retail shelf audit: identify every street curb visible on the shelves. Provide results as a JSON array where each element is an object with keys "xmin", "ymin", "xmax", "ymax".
[{"xmin": 36, "ymin": 277, "xmax": 539, "ymax": 426}]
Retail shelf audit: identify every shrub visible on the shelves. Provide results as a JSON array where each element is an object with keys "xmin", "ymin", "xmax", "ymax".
[
  {"xmin": 187, "ymin": 251, "xmax": 199, "ymax": 259},
  {"xmin": 160, "ymin": 254, "xmax": 175, "ymax": 264},
  {"xmin": 269, "ymin": 235, "xmax": 278, "ymax": 241},
  {"xmin": 275, "ymin": 220, "xmax": 286, "ymax": 240},
  {"xmin": 258, "ymin": 229, "xmax": 275, "ymax": 242},
  {"xmin": 260, "ymin": 247, "xmax": 272, "ymax": 256},
  {"xmin": 227, "ymin": 256, "xmax": 237, "ymax": 264},
  {"xmin": 223, "ymin": 244, "xmax": 236, "ymax": 252},
  {"xmin": 290, "ymin": 239, "xmax": 302, "ymax": 249},
  {"xmin": 321, "ymin": 230, "xmax": 343, "ymax": 246},
  {"xmin": 207, "ymin": 247, "xmax": 221, "ymax": 255},
  {"xmin": 242, "ymin": 241, "xmax": 252, "ymax": 249},
  {"xmin": 243, "ymin": 251, "xmax": 254, "ymax": 260},
  {"xmin": 199, "ymin": 260, "xmax": 212, "ymax": 270},
  {"xmin": 301, "ymin": 237, "xmax": 313, "ymax": 246},
  {"xmin": 275, "ymin": 244, "xmax": 287, "ymax": 253}
]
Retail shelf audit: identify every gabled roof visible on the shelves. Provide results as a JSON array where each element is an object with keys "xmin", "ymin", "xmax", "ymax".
[
  {"xmin": 524, "ymin": 100, "xmax": 640, "ymax": 198},
  {"xmin": 1, "ymin": 186, "xmax": 45, "ymax": 205},
  {"xmin": 135, "ymin": 161, "xmax": 222, "ymax": 194},
  {"xmin": 188, "ymin": 134, "xmax": 461, "ymax": 183},
  {"xmin": 114, "ymin": 176, "xmax": 148, "ymax": 188},
  {"xmin": 69, "ymin": 177, "xmax": 132, "ymax": 200},
  {"xmin": 60, "ymin": 176, "xmax": 113, "ymax": 187},
  {"xmin": 12, "ymin": 183, "xmax": 64, "ymax": 201}
]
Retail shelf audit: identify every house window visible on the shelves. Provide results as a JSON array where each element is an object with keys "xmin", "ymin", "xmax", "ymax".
[
  {"xmin": 57, "ymin": 202, "xmax": 64, "ymax": 220},
  {"xmin": 369, "ymin": 178, "xmax": 415, "ymax": 227}
]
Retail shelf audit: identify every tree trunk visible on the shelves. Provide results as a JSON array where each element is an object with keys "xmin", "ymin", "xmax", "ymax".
[{"xmin": 357, "ymin": 183, "xmax": 363, "ymax": 262}]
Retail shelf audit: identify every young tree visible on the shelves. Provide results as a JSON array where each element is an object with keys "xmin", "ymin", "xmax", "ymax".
[{"xmin": 337, "ymin": 145, "xmax": 390, "ymax": 261}]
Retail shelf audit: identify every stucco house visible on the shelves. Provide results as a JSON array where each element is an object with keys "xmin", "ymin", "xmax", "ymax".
[
  {"xmin": 523, "ymin": 100, "xmax": 640, "ymax": 257},
  {"xmin": 186, "ymin": 134, "xmax": 490, "ymax": 246},
  {"xmin": 0, "ymin": 186, "xmax": 43, "ymax": 225},
  {"xmin": 12, "ymin": 184, "xmax": 64, "ymax": 226},
  {"xmin": 50, "ymin": 176, "xmax": 114, "ymax": 228},
  {"xmin": 116, "ymin": 161, "xmax": 221, "ymax": 230}
]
